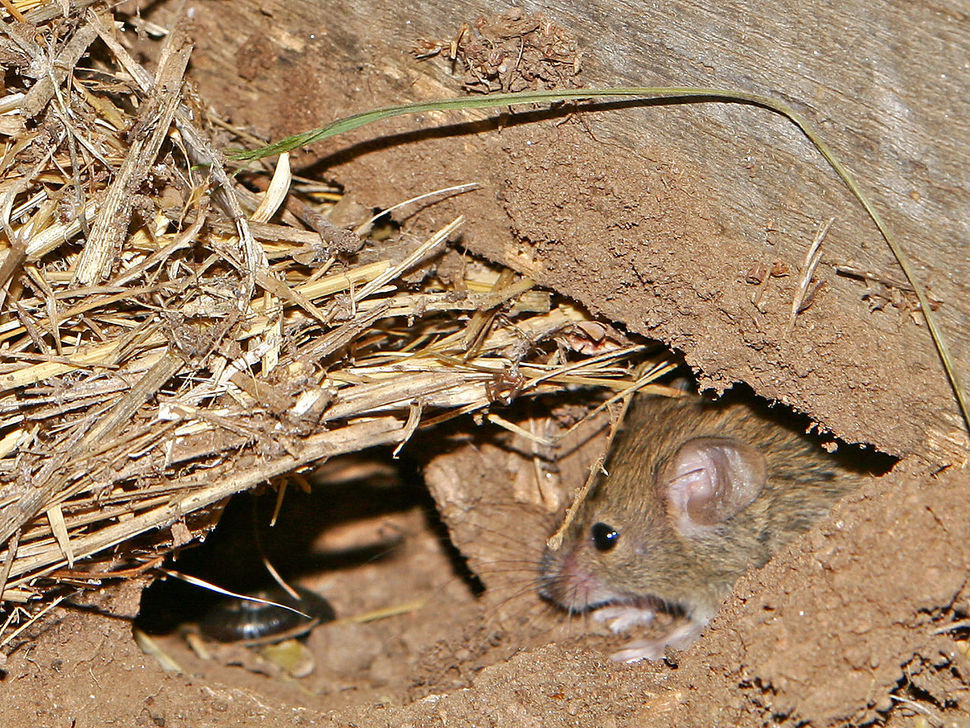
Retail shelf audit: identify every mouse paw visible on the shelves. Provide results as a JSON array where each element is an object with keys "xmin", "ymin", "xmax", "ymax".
[
  {"xmin": 609, "ymin": 620, "xmax": 706, "ymax": 663},
  {"xmin": 610, "ymin": 639, "xmax": 667, "ymax": 663},
  {"xmin": 592, "ymin": 604, "xmax": 656, "ymax": 634}
]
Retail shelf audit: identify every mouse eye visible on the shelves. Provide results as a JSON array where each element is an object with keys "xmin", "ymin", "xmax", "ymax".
[{"xmin": 590, "ymin": 522, "xmax": 619, "ymax": 552}]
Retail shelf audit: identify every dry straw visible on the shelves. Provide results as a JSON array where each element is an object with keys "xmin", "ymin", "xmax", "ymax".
[{"xmin": 0, "ymin": 3, "xmax": 659, "ymax": 628}]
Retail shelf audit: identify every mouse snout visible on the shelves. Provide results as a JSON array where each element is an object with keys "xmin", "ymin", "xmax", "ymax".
[
  {"xmin": 538, "ymin": 546, "xmax": 612, "ymax": 612},
  {"xmin": 537, "ymin": 547, "xmax": 566, "ymax": 601}
]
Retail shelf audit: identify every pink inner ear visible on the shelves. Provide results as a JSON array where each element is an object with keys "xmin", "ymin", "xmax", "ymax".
[{"xmin": 664, "ymin": 437, "xmax": 767, "ymax": 531}]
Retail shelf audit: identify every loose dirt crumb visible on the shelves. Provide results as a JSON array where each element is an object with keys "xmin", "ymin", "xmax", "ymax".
[{"xmin": 416, "ymin": 10, "xmax": 584, "ymax": 93}]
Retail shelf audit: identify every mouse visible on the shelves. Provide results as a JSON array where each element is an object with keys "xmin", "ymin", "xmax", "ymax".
[{"xmin": 538, "ymin": 388, "xmax": 870, "ymax": 663}]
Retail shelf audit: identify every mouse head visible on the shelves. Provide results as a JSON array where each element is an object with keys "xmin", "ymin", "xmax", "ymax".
[{"xmin": 541, "ymin": 430, "xmax": 769, "ymax": 614}]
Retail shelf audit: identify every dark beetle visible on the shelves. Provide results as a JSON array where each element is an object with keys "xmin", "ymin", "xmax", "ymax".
[{"xmin": 200, "ymin": 586, "xmax": 336, "ymax": 646}]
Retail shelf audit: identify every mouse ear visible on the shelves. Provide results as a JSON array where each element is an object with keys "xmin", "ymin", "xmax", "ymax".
[{"xmin": 662, "ymin": 437, "xmax": 767, "ymax": 534}]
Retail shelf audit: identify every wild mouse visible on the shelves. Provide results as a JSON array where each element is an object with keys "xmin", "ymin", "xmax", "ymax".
[{"xmin": 539, "ymin": 389, "xmax": 869, "ymax": 662}]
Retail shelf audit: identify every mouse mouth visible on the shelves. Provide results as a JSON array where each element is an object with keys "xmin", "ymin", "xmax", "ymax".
[
  {"xmin": 586, "ymin": 593, "xmax": 666, "ymax": 614},
  {"xmin": 625, "ymin": 594, "xmax": 664, "ymax": 612}
]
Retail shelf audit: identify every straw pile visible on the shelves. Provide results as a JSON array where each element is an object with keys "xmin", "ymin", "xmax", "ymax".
[{"xmin": 0, "ymin": 2, "xmax": 666, "ymax": 637}]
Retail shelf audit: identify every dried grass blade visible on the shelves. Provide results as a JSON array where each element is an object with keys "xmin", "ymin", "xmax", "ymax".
[
  {"xmin": 255, "ymin": 270, "xmax": 327, "ymax": 324},
  {"xmin": 133, "ymin": 629, "xmax": 183, "ymax": 673},
  {"xmin": 21, "ymin": 22, "xmax": 98, "ymax": 118},
  {"xmin": 23, "ymin": 265, "xmax": 61, "ymax": 355},
  {"xmin": 86, "ymin": 9, "xmax": 267, "ymax": 295},
  {"xmin": 0, "ymin": 594, "xmax": 67, "ymax": 648},
  {"xmin": 44, "ymin": 505, "xmax": 73, "ymax": 568},
  {"xmin": 304, "ymin": 304, "xmax": 388, "ymax": 362},
  {"xmin": 788, "ymin": 217, "xmax": 833, "ymax": 334},
  {"xmin": 547, "ymin": 387, "xmax": 643, "ymax": 551},
  {"xmin": 0, "ymin": 239, "xmax": 26, "ymax": 312},
  {"xmin": 354, "ymin": 182, "xmax": 478, "ymax": 236},
  {"xmin": 338, "ymin": 599, "xmax": 427, "ymax": 625},
  {"xmin": 0, "ymin": 330, "xmax": 167, "ymax": 392},
  {"xmin": 484, "ymin": 413, "xmax": 556, "ymax": 447},
  {"xmin": 76, "ymin": 349, "xmax": 185, "ymax": 454},
  {"xmin": 160, "ymin": 568, "xmax": 311, "ymax": 619},
  {"xmin": 250, "ymin": 152, "xmax": 290, "ymax": 223},
  {"xmin": 73, "ymin": 26, "xmax": 192, "ymax": 284},
  {"xmin": 354, "ymin": 217, "xmax": 462, "ymax": 301},
  {"xmin": 24, "ymin": 199, "xmax": 100, "ymax": 259},
  {"xmin": 0, "ymin": 427, "xmax": 28, "ymax": 459},
  {"xmin": 292, "ymin": 260, "xmax": 392, "ymax": 303},
  {"xmin": 109, "ymin": 210, "xmax": 205, "ymax": 287},
  {"xmin": 391, "ymin": 401, "xmax": 423, "ymax": 458},
  {"xmin": 323, "ymin": 372, "xmax": 478, "ymax": 421},
  {"xmin": 524, "ymin": 344, "xmax": 647, "ymax": 391},
  {"xmin": 0, "ymin": 0, "xmax": 27, "ymax": 22},
  {"xmin": 0, "ymin": 528, "xmax": 20, "ymax": 604}
]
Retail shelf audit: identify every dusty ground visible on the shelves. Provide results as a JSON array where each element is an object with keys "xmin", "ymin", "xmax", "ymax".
[{"xmin": 1, "ymin": 4, "xmax": 968, "ymax": 728}]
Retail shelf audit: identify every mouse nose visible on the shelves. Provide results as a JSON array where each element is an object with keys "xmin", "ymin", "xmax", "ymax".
[{"xmin": 537, "ymin": 547, "xmax": 608, "ymax": 610}]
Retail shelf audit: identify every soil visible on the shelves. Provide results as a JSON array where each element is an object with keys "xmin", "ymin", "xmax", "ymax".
[{"xmin": 2, "ymin": 4, "xmax": 968, "ymax": 728}]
